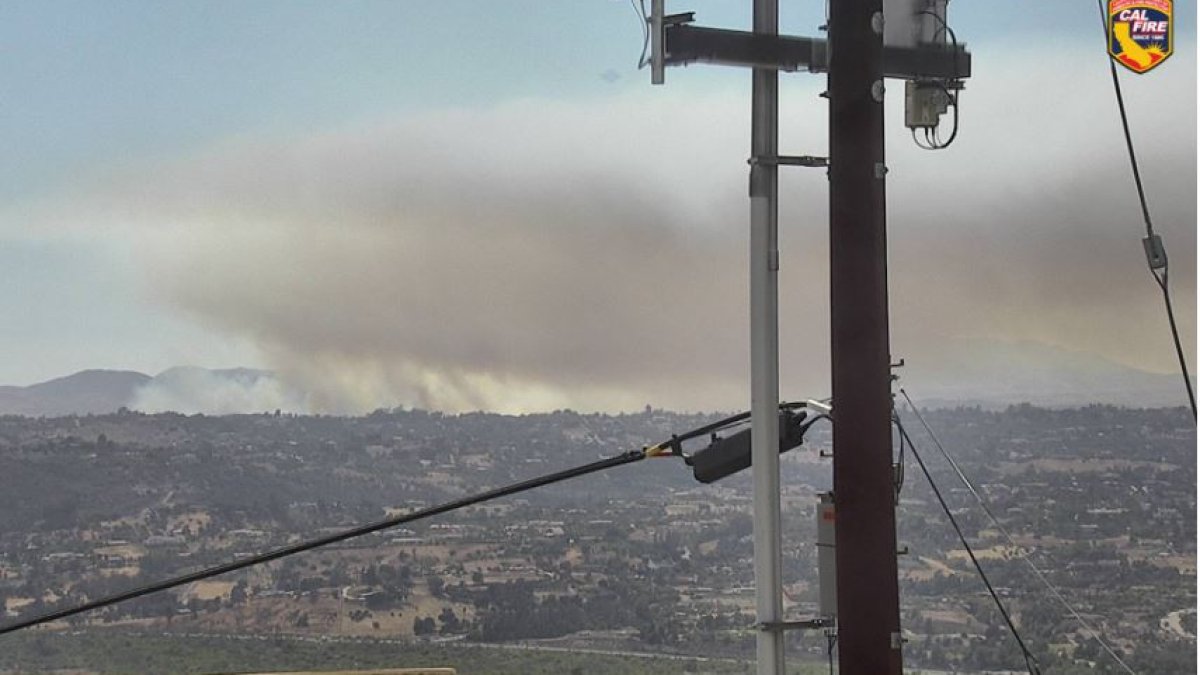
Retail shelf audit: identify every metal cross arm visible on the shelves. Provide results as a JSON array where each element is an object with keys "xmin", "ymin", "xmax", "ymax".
[{"xmin": 660, "ymin": 23, "xmax": 971, "ymax": 81}]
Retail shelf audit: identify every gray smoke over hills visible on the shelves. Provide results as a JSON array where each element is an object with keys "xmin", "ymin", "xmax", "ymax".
[
  {"xmin": 129, "ymin": 366, "xmax": 306, "ymax": 415},
  {"xmin": 0, "ymin": 345, "xmax": 1188, "ymax": 417},
  {"xmin": 8, "ymin": 47, "xmax": 1195, "ymax": 413}
]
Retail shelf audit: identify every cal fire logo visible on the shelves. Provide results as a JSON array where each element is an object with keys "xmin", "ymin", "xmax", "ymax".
[{"xmin": 1109, "ymin": 0, "xmax": 1172, "ymax": 73}]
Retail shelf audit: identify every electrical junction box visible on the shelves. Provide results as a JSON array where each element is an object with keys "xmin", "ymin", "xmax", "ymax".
[
  {"xmin": 817, "ymin": 493, "xmax": 837, "ymax": 619},
  {"xmin": 905, "ymin": 80, "xmax": 950, "ymax": 129},
  {"xmin": 688, "ymin": 410, "xmax": 806, "ymax": 484}
]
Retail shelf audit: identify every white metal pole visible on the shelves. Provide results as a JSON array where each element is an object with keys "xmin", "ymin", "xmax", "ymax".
[{"xmin": 750, "ymin": 0, "xmax": 783, "ymax": 672}]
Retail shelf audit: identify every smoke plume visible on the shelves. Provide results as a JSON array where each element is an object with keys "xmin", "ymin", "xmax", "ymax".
[{"xmin": 13, "ymin": 46, "xmax": 1196, "ymax": 412}]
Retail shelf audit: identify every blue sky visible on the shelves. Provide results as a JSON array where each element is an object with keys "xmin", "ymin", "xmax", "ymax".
[
  {"xmin": 0, "ymin": 2, "xmax": 1194, "ymax": 411},
  {"xmin": 5, "ymin": 0, "xmax": 1190, "ymax": 200}
]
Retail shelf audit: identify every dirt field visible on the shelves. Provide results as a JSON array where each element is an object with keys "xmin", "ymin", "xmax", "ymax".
[
  {"xmin": 99, "ymin": 566, "xmax": 140, "ymax": 578},
  {"xmin": 903, "ymin": 556, "xmax": 962, "ymax": 581},
  {"xmin": 180, "ymin": 580, "xmax": 236, "ymax": 601},
  {"xmin": 5, "ymin": 597, "xmax": 34, "ymax": 613},
  {"xmin": 946, "ymin": 545, "xmax": 1025, "ymax": 562},
  {"xmin": 93, "ymin": 543, "xmax": 146, "ymax": 560},
  {"xmin": 167, "ymin": 510, "xmax": 212, "ymax": 535}
]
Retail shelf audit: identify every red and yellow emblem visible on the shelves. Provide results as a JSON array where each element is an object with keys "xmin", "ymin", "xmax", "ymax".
[{"xmin": 1108, "ymin": 0, "xmax": 1173, "ymax": 73}]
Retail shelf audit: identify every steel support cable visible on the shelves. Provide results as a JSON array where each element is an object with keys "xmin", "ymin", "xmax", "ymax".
[
  {"xmin": 0, "ymin": 449, "xmax": 647, "ymax": 637},
  {"xmin": 0, "ymin": 403, "xmax": 807, "ymax": 637},
  {"xmin": 1095, "ymin": 0, "xmax": 1196, "ymax": 421},
  {"xmin": 895, "ymin": 417, "xmax": 1043, "ymax": 675},
  {"xmin": 898, "ymin": 389, "xmax": 1139, "ymax": 675}
]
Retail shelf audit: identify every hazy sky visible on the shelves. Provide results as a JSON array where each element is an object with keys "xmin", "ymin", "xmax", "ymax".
[{"xmin": 0, "ymin": 1, "xmax": 1195, "ymax": 412}]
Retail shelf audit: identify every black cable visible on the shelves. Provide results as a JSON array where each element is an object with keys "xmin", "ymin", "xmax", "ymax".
[
  {"xmin": 893, "ymin": 409, "xmax": 907, "ymax": 504},
  {"xmin": 825, "ymin": 632, "xmax": 837, "ymax": 675},
  {"xmin": 895, "ymin": 417, "xmax": 1042, "ymax": 675},
  {"xmin": 935, "ymin": 82, "xmax": 959, "ymax": 147},
  {"xmin": 898, "ymin": 389, "xmax": 1138, "ymax": 674},
  {"xmin": 801, "ymin": 413, "xmax": 831, "ymax": 437},
  {"xmin": 1095, "ymin": 0, "xmax": 1196, "ymax": 421},
  {"xmin": 1, "ymin": 403, "xmax": 808, "ymax": 636},
  {"xmin": 0, "ymin": 449, "xmax": 646, "ymax": 637},
  {"xmin": 653, "ymin": 401, "xmax": 809, "ymax": 458},
  {"xmin": 631, "ymin": 0, "xmax": 650, "ymax": 69},
  {"xmin": 4, "ymin": 403, "xmax": 813, "ymax": 637},
  {"xmin": 1095, "ymin": 0, "xmax": 1152, "ymax": 239},
  {"xmin": 913, "ymin": 11, "xmax": 961, "ymax": 151},
  {"xmin": 1154, "ymin": 271, "xmax": 1196, "ymax": 419}
]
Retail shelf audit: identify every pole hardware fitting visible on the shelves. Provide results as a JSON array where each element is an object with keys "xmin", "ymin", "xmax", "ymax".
[
  {"xmin": 1143, "ymin": 233, "xmax": 1168, "ymax": 270},
  {"xmin": 658, "ymin": 24, "xmax": 971, "ymax": 79},
  {"xmin": 871, "ymin": 79, "xmax": 885, "ymax": 102},
  {"xmin": 891, "ymin": 631, "xmax": 907, "ymax": 649},
  {"xmin": 896, "ymin": 545, "xmax": 909, "ymax": 555},
  {"xmin": 870, "ymin": 11, "xmax": 885, "ymax": 35},
  {"xmin": 663, "ymin": 11, "xmax": 696, "ymax": 27},
  {"xmin": 819, "ymin": 449, "xmax": 834, "ymax": 458},
  {"xmin": 759, "ymin": 618, "xmax": 829, "ymax": 632},
  {"xmin": 874, "ymin": 162, "xmax": 888, "ymax": 179},
  {"xmin": 749, "ymin": 155, "xmax": 829, "ymax": 168},
  {"xmin": 657, "ymin": 434, "xmax": 683, "ymax": 457}
]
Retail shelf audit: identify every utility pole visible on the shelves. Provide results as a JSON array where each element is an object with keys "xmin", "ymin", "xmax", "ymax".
[
  {"xmin": 647, "ymin": 3, "xmax": 967, "ymax": 673},
  {"xmin": 748, "ymin": 0, "xmax": 784, "ymax": 673},
  {"xmin": 828, "ymin": 1, "xmax": 903, "ymax": 673}
]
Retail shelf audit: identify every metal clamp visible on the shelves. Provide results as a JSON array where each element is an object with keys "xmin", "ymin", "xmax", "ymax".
[
  {"xmin": 749, "ymin": 155, "xmax": 829, "ymax": 168},
  {"xmin": 760, "ymin": 617, "xmax": 829, "ymax": 632}
]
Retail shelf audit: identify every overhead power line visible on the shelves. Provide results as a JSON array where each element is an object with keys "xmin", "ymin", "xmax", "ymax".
[
  {"xmin": 630, "ymin": 0, "xmax": 650, "ymax": 68},
  {"xmin": 0, "ymin": 449, "xmax": 647, "ymax": 637},
  {"xmin": 0, "ymin": 403, "xmax": 810, "ymax": 638},
  {"xmin": 1094, "ymin": 0, "xmax": 1196, "ymax": 421},
  {"xmin": 894, "ymin": 415, "xmax": 1042, "ymax": 675},
  {"xmin": 899, "ymin": 389, "xmax": 1138, "ymax": 675}
]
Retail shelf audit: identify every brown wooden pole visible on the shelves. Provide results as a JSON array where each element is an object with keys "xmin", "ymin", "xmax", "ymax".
[{"xmin": 828, "ymin": 0, "xmax": 903, "ymax": 672}]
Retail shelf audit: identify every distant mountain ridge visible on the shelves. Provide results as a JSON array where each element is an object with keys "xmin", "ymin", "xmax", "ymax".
[
  {"xmin": 0, "ymin": 368, "xmax": 276, "ymax": 417},
  {"xmin": 905, "ymin": 338, "xmax": 1190, "ymax": 409},
  {"xmin": 0, "ymin": 370, "xmax": 151, "ymax": 417}
]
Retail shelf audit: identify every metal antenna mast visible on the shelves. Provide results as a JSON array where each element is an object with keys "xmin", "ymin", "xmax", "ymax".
[{"xmin": 748, "ymin": 0, "xmax": 785, "ymax": 671}]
